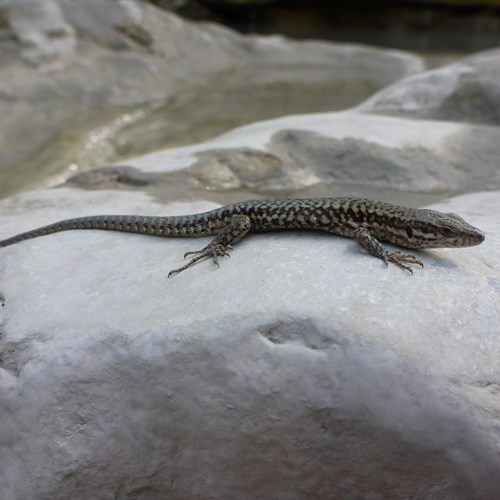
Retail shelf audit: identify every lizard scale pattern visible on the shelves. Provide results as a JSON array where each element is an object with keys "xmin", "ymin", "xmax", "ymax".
[{"xmin": 0, "ymin": 198, "xmax": 485, "ymax": 276}]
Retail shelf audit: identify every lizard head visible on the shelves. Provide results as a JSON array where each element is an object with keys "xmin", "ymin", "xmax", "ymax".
[{"xmin": 403, "ymin": 209, "xmax": 485, "ymax": 248}]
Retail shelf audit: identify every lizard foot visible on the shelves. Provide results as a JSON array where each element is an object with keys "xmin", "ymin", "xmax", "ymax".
[
  {"xmin": 385, "ymin": 250, "xmax": 424, "ymax": 274},
  {"xmin": 168, "ymin": 243, "xmax": 233, "ymax": 277}
]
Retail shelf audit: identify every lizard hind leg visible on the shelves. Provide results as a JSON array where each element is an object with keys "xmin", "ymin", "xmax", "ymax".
[{"xmin": 168, "ymin": 214, "xmax": 251, "ymax": 277}]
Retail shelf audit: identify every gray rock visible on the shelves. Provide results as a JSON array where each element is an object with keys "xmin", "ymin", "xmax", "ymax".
[
  {"xmin": 360, "ymin": 48, "xmax": 500, "ymax": 125},
  {"xmin": 6, "ymin": 0, "xmax": 75, "ymax": 63},
  {"xmin": 0, "ymin": 188, "xmax": 498, "ymax": 498},
  {"xmin": 0, "ymin": 0, "xmax": 423, "ymax": 198},
  {"xmin": 113, "ymin": 110, "xmax": 500, "ymax": 198},
  {"xmin": 267, "ymin": 121, "xmax": 500, "ymax": 193},
  {"xmin": 1, "ymin": 5, "xmax": 499, "ymax": 497}
]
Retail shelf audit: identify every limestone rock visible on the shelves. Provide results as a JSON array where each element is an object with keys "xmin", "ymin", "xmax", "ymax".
[
  {"xmin": 360, "ymin": 48, "xmax": 500, "ymax": 125},
  {"xmin": 88, "ymin": 110, "xmax": 499, "ymax": 197},
  {"xmin": 0, "ymin": 188, "xmax": 498, "ymax": 498},
  {"xmin": 0, "ymin": 93, "xmax": 498, "ymax": 497},
  {"xmin": 1, "ymin": 4, "xmax": 499, "ymax": 497},
  {"xmin": 0, "ymin": 0, "xmax": 422, "ymax": 198},
  {"xmin": 6, "ymin": 0, "xmax": 75, "ymax": 63}
]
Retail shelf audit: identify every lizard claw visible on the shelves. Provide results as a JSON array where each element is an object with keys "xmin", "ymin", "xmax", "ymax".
[
  {"xmin": 169, "ymin": 243, "xmax": 232, "ymax": 277},
  {"xmin": 385, "ymin": 250, "xmax": 424, "ymax": 274}
]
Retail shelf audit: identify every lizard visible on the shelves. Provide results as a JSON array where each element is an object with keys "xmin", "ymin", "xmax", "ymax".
[{"xmin": 0, "ymin": 197, "xmax": 485, "ymax": 277}]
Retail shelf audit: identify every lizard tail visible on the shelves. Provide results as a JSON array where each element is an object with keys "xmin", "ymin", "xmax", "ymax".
[
  {"xmin": 0, "ymin": 214, "xmax": 220, "ymax": 248},
  {"xmin": 0, "ymin": 217, "xmax": 113, "ymax": 247}
]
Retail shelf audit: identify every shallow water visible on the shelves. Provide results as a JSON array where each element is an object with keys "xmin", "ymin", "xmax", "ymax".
[{"xmin": 0, "ymin": 73, "xmax": 397, "ymax": 199}]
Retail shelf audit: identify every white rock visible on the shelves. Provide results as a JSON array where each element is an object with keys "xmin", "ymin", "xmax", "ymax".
[
  {"xmin": 6, "ymin": 0, "xmax": 75, "ymax": 63},
  {"xmin": 0, "ymin": 0, "xmax": 423, "ymax": 197},
  {"xmin": 123, "ymin": 110, "xmax": 500, "ymax": 194},
  {"xmin": 0, "ymin": 188, "xmax": 498, "ymax": 498},
  {"xmin": 359, "ymin": 48, "xmax": 500, "ymax": 126}
]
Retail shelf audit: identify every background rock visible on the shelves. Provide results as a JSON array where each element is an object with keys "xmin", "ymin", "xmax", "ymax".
[
  {"xmin": 359, "ymin": 48, "xmax": 500, "ymax": 125},
  {"xmin": 5, "ymin": 0, "xmax": 75, "ymax": 63},
  {"xmin": 65, "ymin": 108, "xmax": 500, "ymax": 206},
  {"xmin": 0, "ymin": 0, "xmax": 422, "ymax": 198}
]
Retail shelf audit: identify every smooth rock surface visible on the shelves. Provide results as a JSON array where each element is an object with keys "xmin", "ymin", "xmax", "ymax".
[
  {"xmin": 0, "ymin": 188, "xmax": 498, "ymax": 499},
  {"xmin": 360, "ymin": 48, "xmax": 500, "ymax": 125},
  {"xmin": 1, "ymin": 4, "xmax": 499, "ymax": 497},
  {"xmin": 73, "ymin": 109, "xmax": 500, "ymax": 199},
  {"xmin": 0, "ymin": 0, "xmax": 422, "ymax": 198}
]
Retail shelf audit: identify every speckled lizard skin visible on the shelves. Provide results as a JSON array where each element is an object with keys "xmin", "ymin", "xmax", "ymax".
[{"xmin": 0, "ymin": 198, "xmax": 485, "ymax": 276}]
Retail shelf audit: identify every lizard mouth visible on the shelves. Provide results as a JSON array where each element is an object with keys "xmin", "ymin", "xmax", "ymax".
[{"xmin": 469, "ymin": 229, "xmax": 485, "ymax": 246}]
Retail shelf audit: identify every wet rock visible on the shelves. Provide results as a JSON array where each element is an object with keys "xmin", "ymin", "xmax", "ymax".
[{"xmin": 0, "ymin": 0, "xmax": 423, "ymax": 198}]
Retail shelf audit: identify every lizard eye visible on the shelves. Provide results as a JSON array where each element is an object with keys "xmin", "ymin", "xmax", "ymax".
[
  {"xmin": 440, "ymin": 226, "xmax": 454, "ymax": 237},
  {"xmin": 405, "ymin": 225, "xmax": 413, "ymax": 238}
]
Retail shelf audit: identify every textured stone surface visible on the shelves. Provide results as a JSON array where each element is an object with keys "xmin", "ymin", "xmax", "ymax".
[
  {"xmin": 0, "ymin": 188, "xmax": 498, "ymax": 499},
  {"xmin": 99, "ymin": 110, "xmax": 500, "ymax": 198},
  {"xmin": 1, "ymin": 3, "xmax": 500, "ymax": 498}
]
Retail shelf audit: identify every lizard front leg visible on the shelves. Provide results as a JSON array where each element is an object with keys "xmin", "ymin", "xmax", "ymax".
[
  {"xmin": 168, "ymin": 215, "xmax": 251, "ymax": 277},
  {"xmin": 353, "ymin": 226, "xmax": 423, "ymax": 274}
]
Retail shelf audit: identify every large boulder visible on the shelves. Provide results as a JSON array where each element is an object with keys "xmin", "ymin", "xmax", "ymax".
[
  {"xmin": 1, "ymin": 5, "xmax": 499, "ymax": 497},
  {"xmin": 67, "ymin": 109, "xmax": 500, "ymax": 197},
  {"xmin": 0, "ymin": 186, "xmax": 498, "ymax": 498},
  {"xmin": 360, "ymin": 48, "xmax": 500, "ymax": 126},
  {"xmin": 1, "ymin": 96, "xmax": 499, "ymax": 496}
]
